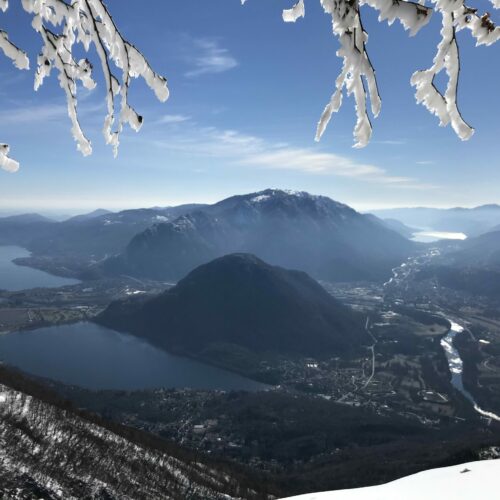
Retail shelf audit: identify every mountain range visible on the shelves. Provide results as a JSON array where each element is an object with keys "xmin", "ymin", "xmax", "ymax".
[
  {"xmin": 417, "ymin": 229, "xmax": 500, "ymax": 297},
  {"xmin": 100, "ymin": 189, "xmax": 413, "ymax": 283},
  {"xmin": 0, "ymin": 213, "xmax": 56, "ymax": 248},
  {"xmin": 450, "ymin": 230, "xmax": 500, "ymax": 270},
  {"xmin": 28, "ymin": 204, "xmax": 207, "ymax": 259},
  {"xmin": 0, "ymin": 205, "xmax": 206, "ymax": 259},
  {"xmin": 98, "ymin": 253, "xmax": 368, "ymax": 381},
  {"xmin": 372, "ymin": 205, "xmax": 500, "ymax": 237},
  {"xmin": 379, "ymin": 218, "xmax": 418, "ymax": 238}
]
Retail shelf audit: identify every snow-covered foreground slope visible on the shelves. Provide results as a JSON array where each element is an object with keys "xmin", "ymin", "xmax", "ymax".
[
  {"xmin": 284, "ymin": 459, "xmax": 500, "ymax": 500},
  {"xmin": 0, "ymin": 382, "xmax": 263, "ymax": 499}
]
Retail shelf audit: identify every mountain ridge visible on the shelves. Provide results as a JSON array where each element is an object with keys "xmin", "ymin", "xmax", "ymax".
[
  {"xmin": 372, "ymin": 205, "xmax": 500, "ymax": 236},
  {"xmin": 0, "ymin": 365, "xmax": 270, "ymax": 499},
  {"xmin": 101, "ymin": 189, "xmax": 413, "ymax": 283}
]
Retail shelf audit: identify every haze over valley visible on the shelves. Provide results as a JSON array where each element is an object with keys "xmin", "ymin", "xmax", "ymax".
[{"xmin": 1, "ymin": 189, "xmax": 500, "ymax": 497}]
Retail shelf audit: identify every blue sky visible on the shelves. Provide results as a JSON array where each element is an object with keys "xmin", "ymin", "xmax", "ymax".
[{"xmin": 1, "ymin": 0, "xmax": 500, "ymax": 214}]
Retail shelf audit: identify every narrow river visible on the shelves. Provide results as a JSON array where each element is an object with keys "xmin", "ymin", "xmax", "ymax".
[
  {"xmin": 384, "ymin": 251, "xmax": 500, "ymax": 422},
  {"xmin": 441, "ymin": 320, "xmax": 500, "ymax": 422}
]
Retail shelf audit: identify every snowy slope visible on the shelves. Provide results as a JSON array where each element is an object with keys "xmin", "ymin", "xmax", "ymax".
[
  {"xmin": 284, "ymin": 459, "xmax": 500, "ymax": 500},
  {"xmin": 0, "ymin": 380, "xmax": 265, "ymax": 499}
]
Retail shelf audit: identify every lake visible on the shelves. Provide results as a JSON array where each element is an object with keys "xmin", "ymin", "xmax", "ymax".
[
  {"xmin": 0, "ymin": 322, "xmax": 266, "ymax": 391},
  {"xmin": 412, "ymin": 231, "xmax": 467, "ymax": 243},
  {"xmin": 0, "ymin": 245, "xmax": 79, "ymax": 291}
]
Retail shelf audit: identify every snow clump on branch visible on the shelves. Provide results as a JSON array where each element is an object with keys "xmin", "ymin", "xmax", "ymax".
[
  {"xmin": 0, "ymin": 0, "xmax": 169, "ymax": 170},
  {"xmin": 243, "ymin": 0, "xmax": 500, "ymax": 147},
  {"xmin": 2, "ymin": 0, "xmax": 500, "ymax": 172}
]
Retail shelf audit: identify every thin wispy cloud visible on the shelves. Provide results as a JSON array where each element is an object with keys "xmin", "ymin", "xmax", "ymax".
[
  {"xmin": 0, "ymin": 104, "xmax": 67, "ymax": 124},
  {"xmin": 416, "ymin": 160, "xmax": 435, "ymax": 165},
  {"xmin": 372, "ymin": 139, "xmax": 407, "ymax": 145},
  {"xmin": 0, "ymin": 101, "xmax": 105, "ymax": 125},
  {"xmin": 148, "ymin": 122, "xmax": 434, "ymax": 189},
  {"xmin": 157, "ymin": 114, "xmax": 191, "ymax": 124},
  {"xmin": 0, "ymin": 73, "xmax": 29, "ymax": 99},
  {"xmin": 183, "ymin": 37, "xmax": 238, "ymax": 77}
]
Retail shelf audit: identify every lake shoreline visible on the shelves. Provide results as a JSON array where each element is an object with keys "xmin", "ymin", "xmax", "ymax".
[
  {"xmin": 411, "ymin": 230, "xmax": 468, "ymax": 243},
  {"xmin": 0, "ymin": 321, "xmax": 268, "ymax": 392},
  {"xmin": 13, "ymin": 254, "xmax": 86, "ymax": 280},
  {"xmin": 0, "ymin": 245, "xmax": 80, "ymax": 291}
]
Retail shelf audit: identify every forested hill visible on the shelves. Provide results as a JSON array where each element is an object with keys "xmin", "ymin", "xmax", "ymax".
[{"xmin": 98, "ymin": 254, "xmax": 368, "ymax": 372}]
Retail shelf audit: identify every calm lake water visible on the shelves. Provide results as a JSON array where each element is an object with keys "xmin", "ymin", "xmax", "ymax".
[
  {"xmin": 0, "ymin": 245, "xmax": 79, "ymax": 291},
  {"xmin": 0, "ymin": 322, "xmax": 266, "ymax": 391},
  {"xmin": 411, "ymin": 231, "xmax": 467, "ymax": 243}
]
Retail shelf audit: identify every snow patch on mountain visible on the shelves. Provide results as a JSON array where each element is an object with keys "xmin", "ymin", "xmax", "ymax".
[
  {"xmin": 154, "ymin": 215, "xmax": 169, "ymax": 222},
  {"xmin": 250, "ymin": 194, "xmax": 272, "ymax": 203}
]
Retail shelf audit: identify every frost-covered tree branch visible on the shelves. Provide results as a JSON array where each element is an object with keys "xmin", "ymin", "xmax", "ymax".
[
  {"xmin": 412, "ymin": 0, "xmax": 500, "ymax": 140},
  {"xmin": 244, "ymin": 0, "xmax": 499, "ymax": 147},
  {"xmin": 0, "ymin": 0, "xmax": 169, "ymax": 171},
  {"xmin": 0, "ymin": 144, "xmax": 19, "ymax": 172},
  {"xmin": 2, "ymin": 0, "xmax": 499, "ymax": 170}
]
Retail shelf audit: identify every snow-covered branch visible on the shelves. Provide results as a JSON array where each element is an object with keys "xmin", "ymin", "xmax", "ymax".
[
  {"xmin": 0, "ymin": 0, "xmax": 169, "ymax": 169},
  {"xmin": 283, "ymin": 0, "xmax": 306, "ymax": 22},
  {"xmin": 411, "ymin": 0, "xmax": 500, "ymax": 140},
  {"xmin": 0, "ymin": 144, "xmax": 19, "ymax": 172},
  {"xmin": 314, "ymin": 0, "xmax": 382, "ymax": 148},
  {"xmin": 411, "ymin": 12, "xmax": 473, "ymax": 140},
  {"xmin": 1, "ymin": 0, "xmax": 499, "ymax": 166},
  {"xmin": 0, "ymin": 29, "xmax": 29, "ymax": 69},
  {"xmin": 244, "ymin": 0, "xmax": 498, "ymax": 147}
]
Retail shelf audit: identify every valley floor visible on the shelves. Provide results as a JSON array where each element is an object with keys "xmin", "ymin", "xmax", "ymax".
[{"xmin": 3, "ymin": 242, "xmax": 500, "ymax": 497}]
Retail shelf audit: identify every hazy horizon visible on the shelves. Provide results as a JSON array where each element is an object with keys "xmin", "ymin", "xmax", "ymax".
[{"xmin": 1, "ymin": 191, "xmax": 500, "ymax": 220}]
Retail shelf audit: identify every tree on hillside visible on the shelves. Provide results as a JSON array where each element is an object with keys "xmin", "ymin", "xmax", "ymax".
[{"xmin": 1, "ymin": 0, "xmax": 499, "ymax": 172}]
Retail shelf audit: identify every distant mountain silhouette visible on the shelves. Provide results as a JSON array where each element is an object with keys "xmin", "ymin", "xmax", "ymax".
[
  {"xmin": 63, "ymin": 208, "xmax": 112, "ymax": 224},
  {"xmin": 372, "ymin": 205, "xmax": 500, "ymax": 237},
  {"xmin": 417, "ymin": 230, "xmax": 500, "ymax": 297},
  {"xmin": 1, "ymin": 205, "xmax": 207, "ymax": 259},
  {"xmin": 98, "ymin": 254, "xmax": 368, "ymax": 378},
  {"xmin": 452, "ymin": 230, "xmax": 500, "ymax": 270},
  {"xmin": 0, "ymin": 213, "xmax": 56, "ymax": 247},
  {"xmin": 381, "ymin": 218, "xmax": 418, "ymax": 239},
  {"xmin": 102, "ymin": 189, "xmax": 413, "ymax": 283}
]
